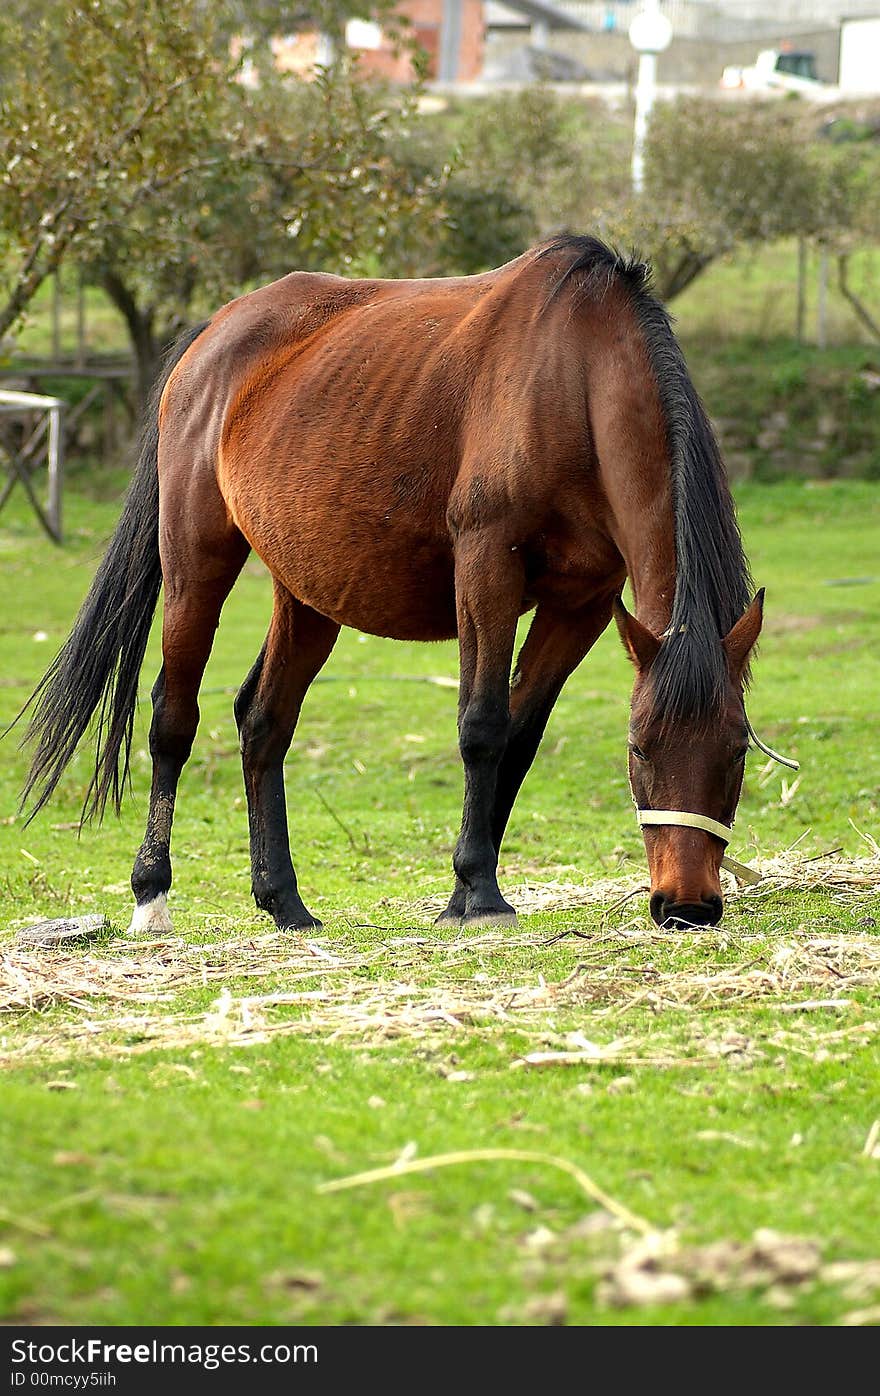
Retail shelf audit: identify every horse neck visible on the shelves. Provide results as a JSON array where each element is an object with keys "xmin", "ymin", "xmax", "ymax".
[
  {"xmin": 612, "ymin": 469, "xmax": 678, "ymax": 638},
  {"xmin": 582, "ymin": 300, "xmax": 678, "ymax": 637}
]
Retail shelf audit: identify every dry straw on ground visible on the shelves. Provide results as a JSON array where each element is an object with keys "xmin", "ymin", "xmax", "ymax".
[{"xmin": 1, "ymin": 849, "xmax": 878, "ymax": 1066}]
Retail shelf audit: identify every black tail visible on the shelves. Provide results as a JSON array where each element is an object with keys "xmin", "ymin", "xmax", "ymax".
[{"xmin": 17, "ymin": 324, "xmax": 207, "ymax": 824}]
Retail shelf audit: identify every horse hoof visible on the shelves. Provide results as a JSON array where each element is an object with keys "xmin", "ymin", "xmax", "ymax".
[
  {"xmin": 275, "ymin": 913, "xmax": 323, "ymax": 932},
  {"xmin": 126, "ymin": 893, "xmax": 173, "ymax": 937},
  {"xmin": 434, "ymin": 910, "xmax": 464, "ymax": 927}
]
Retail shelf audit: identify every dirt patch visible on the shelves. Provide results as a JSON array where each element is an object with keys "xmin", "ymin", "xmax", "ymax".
[
  {"xmin": 599, "ymin": 1228, "xmax": 824, "ymax": 1308},
  {"xmin": 762, "ymin": 609, "xmax": 868, "ymax": 637}
]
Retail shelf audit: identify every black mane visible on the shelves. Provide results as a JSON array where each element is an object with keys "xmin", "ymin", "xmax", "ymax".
[{"xmin": 538, "ymin": 234, "xmax": 753, "ymax": 722}]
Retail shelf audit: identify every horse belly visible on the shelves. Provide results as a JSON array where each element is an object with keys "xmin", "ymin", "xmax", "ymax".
[
  {"xmin": 287, "ymin": 523, "xmax": 457, "ymax": 641},
  {"xmin": 225, "ymin": 457, "xmax": 458, "ymax": 639}
]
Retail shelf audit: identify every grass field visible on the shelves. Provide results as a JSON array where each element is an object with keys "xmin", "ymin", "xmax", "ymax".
[
  {"xmin": 1, "ymin": 477, "xmax": 878, "ymax": 1326},
  {"xmin": 675, "ymin": 241, "xmax": 880, "ymax": 347}
]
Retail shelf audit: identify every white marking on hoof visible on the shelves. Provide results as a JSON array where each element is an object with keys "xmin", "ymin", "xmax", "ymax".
[
  {"xmin": 452, "ymin": 910, "xmax": 519, "ymax": 932},
  {"xmin": 126, "ymin": 894, "xmax": 173, "ymax": 937},
  {"xmin": 461, "ymin": 910, "xmax": 519, "ymax": 929}
]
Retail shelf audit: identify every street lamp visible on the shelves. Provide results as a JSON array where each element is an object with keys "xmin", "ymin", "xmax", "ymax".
[{"xmin": 629, "ymin": 1, "xmax": 673, "ymax": 194}]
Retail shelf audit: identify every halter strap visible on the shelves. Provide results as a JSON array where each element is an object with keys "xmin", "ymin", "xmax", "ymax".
[
  {"xmin": 627, "ymin": 712, "xmax": 796, "ymax": 890},
  {"xmin": 746, "ymin": 714, "xmax": 799, "ymax": 771},
  {"xmin": 635, "ymin": 808, "xmax": 761, "ymax": 885}
]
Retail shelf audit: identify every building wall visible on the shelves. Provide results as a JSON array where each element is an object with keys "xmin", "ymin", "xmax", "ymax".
[
  {"xmin": 268, "ymin": 2, "xmax": 484, "ymax": 84},
  {"xmin": 839, "ymin": 17, "xmax": 880, "ymax": 92},
  {"xmin": 352, "ymin": 0, "xmax": 485, "ymax": 82},
  {"xmin": 485, "ymin": 26, "xmax": 843, "ymax": 87}
]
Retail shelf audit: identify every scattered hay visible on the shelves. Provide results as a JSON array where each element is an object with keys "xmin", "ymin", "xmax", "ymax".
[
  {"xmin": 1, "ymin": 849, "xmax": 877, "ymax": 1066},
  {"xmin": 417, "ymin": 875, "xmax": 651, "ymax": 919},
  {"xmin": 0, "ymin": 931, "xmax": 366, "ymax": 1017},
  {"xmin": 414, "ymin": 845, "xmax": 880, "ymax": 919},
  {"xmin": 1, "ymin": 925, "xmax": 877, "ymax": 1066}
]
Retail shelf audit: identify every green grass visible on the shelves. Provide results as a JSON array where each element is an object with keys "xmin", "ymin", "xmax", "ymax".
[
  {"xmin": 674, "ymin": 240, "xmax": 880, "ymax": 347},
  {"xmin": 13, "ymin": 241, "xmax": 880, "ymax": 361},
  {"xmin": 0, "ymin": 479, "xmax": 878, "ymax": 1326},
  {"xmin": 674, "ymin": 243, "xmax": 880, "ymax": 482},
  {"xmin": 6, "ymin": 270, "xmax": 127, "ymax": 362}
]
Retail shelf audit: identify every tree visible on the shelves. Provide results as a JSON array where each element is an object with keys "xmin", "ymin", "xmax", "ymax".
[
  {"xmin": 81, "ymin": 57, "xmax": 447, "ymax": 410},
  {"xmin": 0, "ymin": 1, "xmax": 238, "ymax": 343},
  {"xmin": 594, "ymin": 98, "xmax": 821, "ymax": 301},
  {"xmin": 0, "ymin": 1, "xmax": 447, "ymax": 409},
  {"xmin": 810, "ymin": 130, "xmax": 880, "ymax": 341},
  {"xmin": 389, "ymin": 87, "xmax": 631, "ymax": 276}
]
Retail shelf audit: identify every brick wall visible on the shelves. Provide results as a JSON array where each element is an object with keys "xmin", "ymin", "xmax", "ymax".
[{"xmin": 355, "ymin": 0, "xmax": 485, "ymax": 82}]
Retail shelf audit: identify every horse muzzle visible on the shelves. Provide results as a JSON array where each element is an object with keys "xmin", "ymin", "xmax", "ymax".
[{"xmin": 649, "ymin": 891, "xmax": 724, "ymax": 928}]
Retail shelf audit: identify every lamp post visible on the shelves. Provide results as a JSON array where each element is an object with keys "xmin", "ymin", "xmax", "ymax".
[
  {"xmin": 629, "ymin": 1, "xmax": 673, "ymax": 194},
  {"xmin": 439, "ymin": 0, "xmax": 463, "ymax": 82}
]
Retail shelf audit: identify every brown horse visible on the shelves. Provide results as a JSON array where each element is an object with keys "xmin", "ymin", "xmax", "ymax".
[{"xmin": 19, "ymin": 235, "xmax": 764, "ymax": 933}]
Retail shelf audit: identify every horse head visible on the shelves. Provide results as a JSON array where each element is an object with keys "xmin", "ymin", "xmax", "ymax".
[{"xmin": 614, "ymin": 591, "xmax": 765, "ymax": 927}]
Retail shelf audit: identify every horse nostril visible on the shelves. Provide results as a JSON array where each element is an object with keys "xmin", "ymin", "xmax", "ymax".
[
  {"xmin": 659, "ymin": 899, "xmax": 723, "ymax": 928},
  {"xmin": 650, "ymin": 891, "xmax": 668, "ymax": 926},
  {"xmin": 650, "ymin": 893, "xmax": 722, "ymax": 929},
  {"xmin": 705, "ymin": 894, "xmax": 723, "ymax": 925}
]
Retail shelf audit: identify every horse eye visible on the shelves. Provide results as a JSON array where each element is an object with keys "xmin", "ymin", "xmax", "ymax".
[
  {"xmin": 733, "ymin": 747, "xmax": 748, "ymax": 765},
  {"xmin": 630, "ymin": 744, "xmax": 647, "ymax": 762}
]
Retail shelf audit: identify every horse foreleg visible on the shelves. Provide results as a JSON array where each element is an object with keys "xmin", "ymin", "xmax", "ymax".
[
  {"xmin": 437, "ymin": 597, "xmax": 614, "ymax": 924},
  {"xmin": 235, "ymin": 588, "xmax": 339, "ymax": 931},
  {"xmin": 129, "ymin": 546, "xmax": 249, "ymax": 935},
  {"xmin": 441, "ymin": 532, "xmax": 524, "ymax": 927}
]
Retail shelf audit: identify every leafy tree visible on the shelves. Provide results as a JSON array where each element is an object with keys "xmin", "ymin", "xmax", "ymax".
[
  {"xmin": 595, "ymin": 98, "xmax": 821, "ymax": 300},
  {"xmin": 810, "ymin": 133, "xmax": 880, "ymax": 340},
  {"xmin": 82, "ymin": 56, "xmax": 447, "ymax": 409},
  {"xmin": 0, "ymin": 0, "xmax": 444, "ymax": 406},
  {"xmin": 392, "ymin": 88, "xmax": 630, "ymax": 276},
  {"xmin": 0, "ymin": 0, "xmax": 236, "ymax": 344}
]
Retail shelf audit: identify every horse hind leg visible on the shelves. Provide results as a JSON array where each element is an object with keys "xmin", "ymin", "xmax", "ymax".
[
  {"xmin": 128, "ymin": 535, "xmax": 250, "ymax": 935},
  {"xmin": 235, "ymin": 586, "xmax": 339, "ymax": 931}
]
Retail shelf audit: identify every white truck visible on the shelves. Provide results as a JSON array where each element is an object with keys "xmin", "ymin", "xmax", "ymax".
[
  {"xmin": 838, "ymin": 17, "xmax": 880, "ymax": 94},
  {"xmin": 721, "ymin": 48, "xmax": 827, "ymax": 96}
]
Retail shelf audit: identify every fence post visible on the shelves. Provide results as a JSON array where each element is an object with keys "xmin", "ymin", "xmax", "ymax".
[
  {"xmin": 47, "ymin": 400, "xmax": 64, "ymax": 541},
  {"xmin": 0, "ymin": 389, "xmax": 66, "ymax": 543},
  {"xmin": 817, "ymin": 246, "xmax": 828, "ymax": 349},
  {"xmin": 796, "ymin": 238, "xmax": 807, "ymax": 345}
]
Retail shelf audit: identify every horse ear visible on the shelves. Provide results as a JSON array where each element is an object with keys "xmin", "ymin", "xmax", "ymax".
[
  {"xmin": 613, "ymin": 595, "xmax": 661, "ymax": 671},
  {"xmin": 723, "ymin": 588, "xmax": 765, "ymax": 679}
]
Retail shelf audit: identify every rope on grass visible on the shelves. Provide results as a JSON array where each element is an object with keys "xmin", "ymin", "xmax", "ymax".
[{"xmin": 316, "ymin": 1147, "xmax": 655, "ymax": 1236}]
